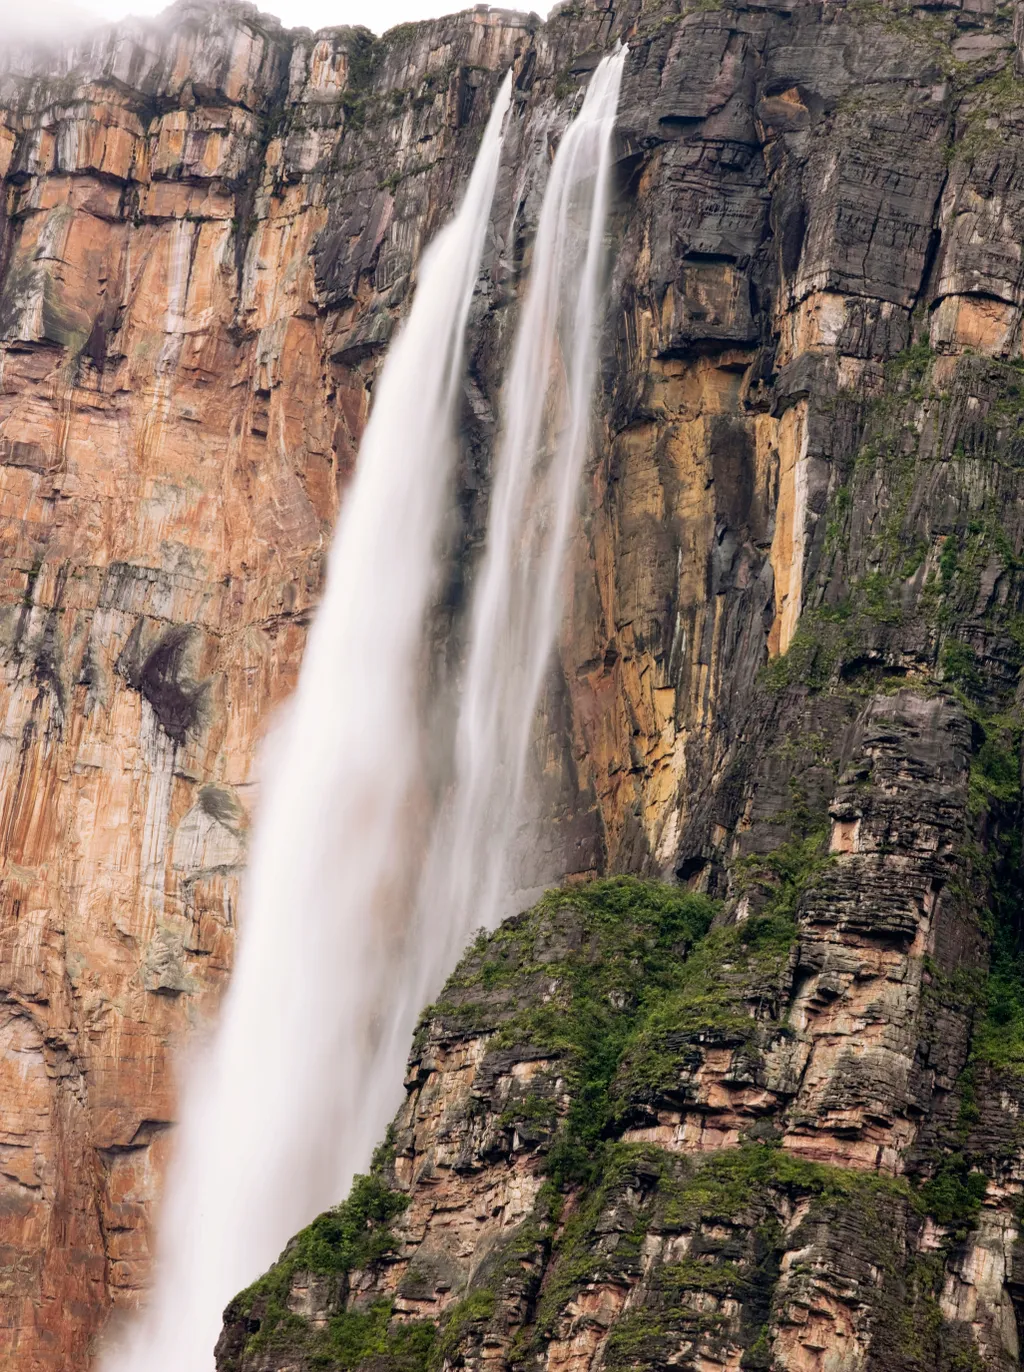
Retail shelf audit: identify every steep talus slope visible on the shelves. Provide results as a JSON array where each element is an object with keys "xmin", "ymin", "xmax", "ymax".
[{"xmin": 5, "ymin": 0, "xmax": 1024, "ymax": 1366}]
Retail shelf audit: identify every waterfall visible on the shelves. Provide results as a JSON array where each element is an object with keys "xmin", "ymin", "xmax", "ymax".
[
  {"xmin": 410, "ymin": 49, "xmax": 627, "ymax": 997},
  {"xmin": 103, "ymin": 73, "xmax": 512, "ymax": 1372},
  {"xmin": 103, "ymin": 44, "xmax": 627, "ymax": 1372}
]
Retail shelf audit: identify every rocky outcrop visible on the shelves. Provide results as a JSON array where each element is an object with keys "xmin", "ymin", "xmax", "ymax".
[
  {"xmin": 215, "ymin": 877, "xmax": 1019, "ymax": 1372},
  {"xmin": 6, "ymin": 0, "xmax": 1024, "ymax": 1366}
]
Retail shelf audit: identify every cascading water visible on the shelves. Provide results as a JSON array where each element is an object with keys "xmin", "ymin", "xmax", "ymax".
[
  {"xmin": 104, "ymin": 45, "xmax": 627, "ymax": 1370},
  {"xmin": 409, "ymin": 49, "xmax": 627, "ymax": 1000},
  {"xmin": 103, "ymin": 73, "xmax": 512, "ymax": 1372}
]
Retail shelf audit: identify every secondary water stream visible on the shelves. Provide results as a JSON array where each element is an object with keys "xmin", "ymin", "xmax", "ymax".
[
  {"xmin": 403, "ymin": 45, "xmax": 627, "ymax": 1040},
  {"xmin": 104, "ymin": 49, "xmax": 625, "ymax": 1370}
]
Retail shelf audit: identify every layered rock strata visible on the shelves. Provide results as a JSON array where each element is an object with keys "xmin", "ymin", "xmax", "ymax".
[
  {"xmin": 216, "ymin": 876, "xmax": 1022, "ymax": 1372},
  {"xmin": 5, "ymin": 0, "xmax": 1024, "ymax": 1366}
]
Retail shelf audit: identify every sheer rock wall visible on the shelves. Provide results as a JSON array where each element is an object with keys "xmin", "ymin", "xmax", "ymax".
[{"xmin": 5, "ymin": 0, "xmax": 1024, "ymax": 1366}]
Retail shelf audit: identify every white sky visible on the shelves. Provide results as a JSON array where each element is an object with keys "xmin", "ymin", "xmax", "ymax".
[{"xmin": 5, "ymin": 0, "xmax": 525, "ymax": 42}]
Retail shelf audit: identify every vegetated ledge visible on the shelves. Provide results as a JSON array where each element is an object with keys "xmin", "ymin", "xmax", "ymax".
[{"xmin": 215, "ymin": 874, "xmax": 1002, "ymax": 1372}]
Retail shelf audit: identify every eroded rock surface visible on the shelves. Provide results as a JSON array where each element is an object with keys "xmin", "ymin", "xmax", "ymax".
[
  {"xmin": 216, "ymin": 879, "xmax": 1022, "ymax": 1372},
  {"xmin": 6, "ymin": 0, "xmax": 1024, "ymax": 1366}
]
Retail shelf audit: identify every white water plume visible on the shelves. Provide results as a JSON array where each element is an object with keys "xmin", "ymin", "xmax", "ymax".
[
  {"xmin": 102, "ymin": 72, "xmax": 512, "ymax": 1372},
  {"xmin": 410, "ymin": 48, "xmax": 627, "ymax": 991},
  {"xmin": 103, "ymin": 43, "xmax": 627, "ymax": 1369}
]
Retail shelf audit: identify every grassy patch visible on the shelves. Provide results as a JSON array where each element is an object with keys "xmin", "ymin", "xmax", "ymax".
[
  {"xmin": 956, "ymin": 691, "xmax": 1024, "ymax": 1076},
  {"xmin": 518, "ymin": 883, "xmax": 715, "ymax": 1185},
  {"xmin": 917, "ymin": 1155, "xmax": 988, "ymax": 1240},
  {"xmin": 613, "ymin": 833, "xmax": 828, "ymax": 1124},
  {"xmin": 524, "ymin": 1140, "xmax": 920, "ymax": 1362},
  {"xmin": 420, "ymin": 878, "xmax": 717, "ymax": 1189},
  {"xmin": 232, "ymin": 1174, "xmax": 410, "ymax": 1354},
  {"xmin": 942, "ymin": 639, "xmax": 981, "ymax": 693},
  {"xmin": 970, "ymin": 899, "xmax": 1024, "ymax": 1077},
  {"xmin": 309, "ymin": 1301, "xmax": 435, "ymax": 1372},
  {"xmin": 760, "ymin": 605, "xmax": 854, "ymax": 693}
]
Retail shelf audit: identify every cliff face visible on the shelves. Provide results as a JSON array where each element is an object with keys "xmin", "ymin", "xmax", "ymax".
[
  {"xmin": 216, "ymin": 878, "xmax": 1015, "ymax": 1372},
  {"xmin": 0, "ymin": 7, "xmax": 532, "ymax": 1367},
  {"xmin": 4, "ymin": 0, "xmax": 1024, "ymax": 1367}
]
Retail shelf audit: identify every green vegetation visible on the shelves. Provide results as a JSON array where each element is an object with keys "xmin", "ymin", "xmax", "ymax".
[
  {"xmin": 656, "ymin": 1140, "xmax": 918, "ymax": 1225},
  {"xmin": 764, "ymin": 342, "xmax": 1024, "ymax": 699},
  {"xmin": 823, "ymin": 483, "xmax": 852, "ymax": 552},
  {"xmin": 887, "ymin": 338, "xmax": 936, "ymax": 389},
  {"xmin": 969, "ymin": 715, "xmax": 1021, "ymax": 816},
  {"xmin": 859, "ymin": 570, "xmax": 904, "ymax": 624},
  {"xmin": 617, "ymin": 904, "xmax": 794, "ymax": 1058},
  {"xmin": 613, "ymin": 833, "xmax": 830, "ymax": 1111},
  {"xmin": 760, "ymin": 603, "xmax": 854, "ymax": 693},
  {"xmin": 759, "ymin": 594, "xmax": 905, "ymax": 694},
  {"xmin": 528, "ymin": 1145, "xmax": 680, "ymax": 1339},
  {"xmin": 918, "ymin": 1155, "xmax": 989, "ymax": 1240},
  {"xmin": 968, "ymin": 851, "xmax": 1024, "ymax": 1077},
  {"xmin": 941, "ymin": 628, "xmax": 1024, "ymax": 1088},
  {"xmin": 225, "ymin": 851, "xmax": 1002, "ymax": 1371},
  {"xmin": 226, "ymin": 292, "xmax": 1024, "ymax": 1356},
  {"xmin": 949, "ymin": 64, "xmax": 1024, "ymax": 162},
  {"xmin": 520, "ymin": 1140, "xmax": 930, "ymax": 1364},
  {"xmin": 941, "ymin": 638, "xmax": 981, "ymax": 693},
  {"xmin": 973, "ymin": 964, "xmax": 1024, "ymax": 1075},
  {"xmin": 338, "ymin": 31, "xmax": 385, "ymax": 130},
  {"xmin": 932, "ymin": 622, "xmax": 1024, "ymax": 1080},
  {"xmin": 439, "ymin": 1142, "xmax": 827, "ymax": 1362},
  {"xmin": 936, "ymin": 652, "xmax": 1024, "ymax": 1085},
  {"xmin": 453, "ymin": 878, "xmax": 717, "ymax": 1187},
  {"xmin": 303, "ymin": 1302, "xmax": 435, "ymax": 1372},
  {"xmin": 552, "ymin": 69, "xmax": 581, "ymax": 102},
  {"xmin": 425, "ymin": 862, "xmax": 827, "ymax": 1190},
  {"xmin": 428, "ymin": 876, "xmax": 714, "ymax": 1036},
  {"xmin": 433, "ymin": 1288, "xmax": 496, "ymax": 1366},
  {"xmin": 232, "ymin": 1173, "xmax": 410, "ymax": 1355}
]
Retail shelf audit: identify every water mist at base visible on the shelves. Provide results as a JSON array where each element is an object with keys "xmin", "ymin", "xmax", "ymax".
[{"xmin": 102, "ymin": 74, "xmax": 511, "ymax": 1372}]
